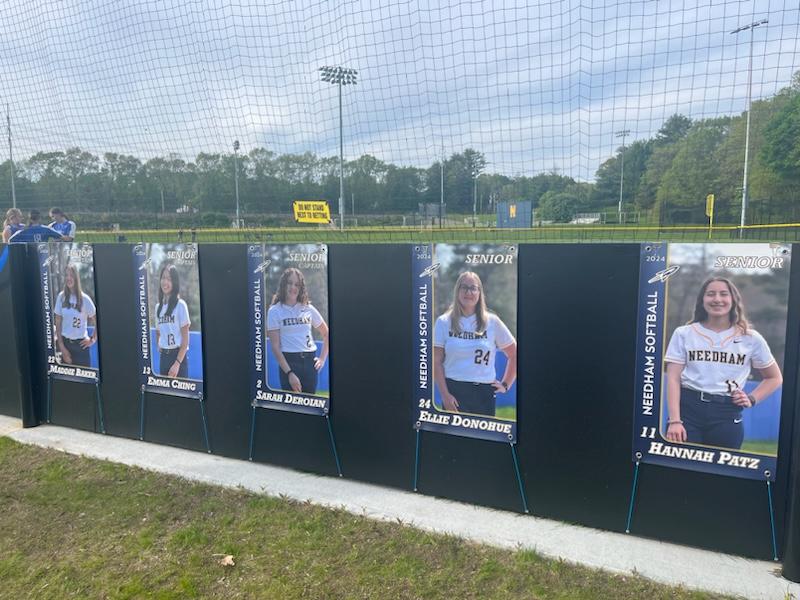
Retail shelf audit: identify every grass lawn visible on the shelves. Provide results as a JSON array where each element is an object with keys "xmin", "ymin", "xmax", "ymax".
[{"xmin": 0, "ymin": 437, "xmax": 729, "ymax": 599}]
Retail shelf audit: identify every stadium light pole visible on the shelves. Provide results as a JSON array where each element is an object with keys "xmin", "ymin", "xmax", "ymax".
[
  {"xmin": 731, "ymin": 18, "xmax": 768, "ymax": 239},
  {"xmin": 6, "ymin": 105, "xmax": 16, "ymax": 209},
  {"xmin": 440, "ymin": 156, "xmax": 444, "ymax": 229},
  {"xmin": 233, "ymin": 140, "xmax": 241, "ymax": 228},
  {"xmin": 615, "ymin": 129, "xmax": 630, "ymax": 224},
  {"xmin": 319, "ymin": 65, "xmax": 358, "ymax": 230}
]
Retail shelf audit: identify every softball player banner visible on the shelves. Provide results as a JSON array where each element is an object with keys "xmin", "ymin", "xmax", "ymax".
[
  {"xmin": 633, "ymin": 242, "xmax": 791, "ymax": 481},
  {"xmin": 413, "ymin": 243, "xmax": 519, "ymax": 443},
  {"xmin": 38, "ymin": 242, "xmax": 100, "ymax": 384},
  {"xmin": 248, "ymin": 243, "xmax": 330, "ymax": 416},
  {"xmin": 133, "ymin": 243, "xmax": 204, "ymax": 399}
]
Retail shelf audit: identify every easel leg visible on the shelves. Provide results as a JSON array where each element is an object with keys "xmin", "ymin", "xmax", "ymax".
[
  {"xmin": 95, "ymin": 382, "xmax": 106, "ymax": 434},
  {"xmin": 46, "ymin": 377, "xmax": 52, "ymax": 423},
  {"xmin": 199, "ymin": 397, "xmax": 211, "ymax": 454},
  {"xmin": 413, "ymin": 428, "xmax": 421, "ymax": 492},
  {"xmin": 248, "ymin": 406, "xmax": 257, "ymax": 461},
  {"xmin": 139, "ymin": 386, "xmax": 146, "ymax": 441},
  {"xmin": 767, "ymin": 480, "xmax": 778, "ymax": 561},
  {"xmin": 625, "ymin": 457, "xmax": 642, "ymax": 533},
  {"xmin": 325, "ymin": 415, "xmax": 343, "ymax": 477},
  {"xmin": 510, "ymin": 442, "xmax": 530, "ymax": 514}
]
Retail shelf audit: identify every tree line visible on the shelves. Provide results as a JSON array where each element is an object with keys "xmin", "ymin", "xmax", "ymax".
[{"xmin": 1, "ymin": 73, "xmax": 799, "ymax": 225}]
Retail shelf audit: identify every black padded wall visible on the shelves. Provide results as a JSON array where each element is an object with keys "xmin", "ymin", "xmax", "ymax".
[
  {"xmin": 11, "ymin": 242, "xmax": 800, "ymax": 565},
  {"xmin": 0, "ymin": 245, "xmax": 28, "ymax": 420}
]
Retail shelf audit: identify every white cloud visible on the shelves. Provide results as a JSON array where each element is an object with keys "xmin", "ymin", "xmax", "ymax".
[{"xmin": 0, "ymin": 0, "xmax": 796, "ymax": 180}]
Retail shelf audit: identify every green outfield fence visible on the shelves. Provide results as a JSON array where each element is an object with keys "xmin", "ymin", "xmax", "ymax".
[{"xmin": 78, "ymin": 223, "xmax": 800, "ymax": 244}]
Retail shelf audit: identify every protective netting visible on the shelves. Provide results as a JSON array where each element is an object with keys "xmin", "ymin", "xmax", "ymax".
[{"xmin": 0, "ymin": 0, "xmax": 798, "ymax": 215}]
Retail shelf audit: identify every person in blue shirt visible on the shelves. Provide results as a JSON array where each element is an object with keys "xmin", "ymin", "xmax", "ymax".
[
  {"xmin": 48, "ymin": 207, "xmax": 76, "ymax": 241},
  {"xmin": 9, "ymin": 210, "xmax": 64, "ymax": 243}
]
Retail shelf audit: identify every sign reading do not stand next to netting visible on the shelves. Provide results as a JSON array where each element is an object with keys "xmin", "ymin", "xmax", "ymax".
[
  {"xmin": 413, "ymin": 243, "xmax": 519, "ymax": 443},
  {"xmin": 633, "ymin": 242, "xmax": 791, "ymax": 482},
  {"xmin": 133, "ymin": 243, "xmax": 204, "ymax": 400}
]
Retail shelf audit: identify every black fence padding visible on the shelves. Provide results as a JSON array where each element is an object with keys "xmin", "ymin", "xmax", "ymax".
[
  {"xmin": 0, "ymin": 245, "xmax": 23, "ymax": 418},
  {"xmin": 5, "ymin": 241, "xmax": 799, "ymax": 565},
  {"xmin": 327, "ymin": 244, "xmax": 416, "ymax": 487}
]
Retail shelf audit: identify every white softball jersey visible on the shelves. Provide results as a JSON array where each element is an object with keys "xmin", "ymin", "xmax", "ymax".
[
  {"xmin": 664, "ymin": 323, "xmax": 775, "ymax": 395},
  {"xmin": 434, "ymin": 312, "xmax": 515, "ymax": 384},
  {"xmin": 267, "ymin": 302, "xmax": 323, "ymax": 352},
  {"xmin": 54, "ymin": 292, "xmax": 96, "ymax": 339},
  {"xmin": 156, "ymin": 299, "xmax": 190, "ymax": 350}
]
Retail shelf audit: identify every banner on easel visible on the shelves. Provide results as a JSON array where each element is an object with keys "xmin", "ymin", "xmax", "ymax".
[
  {"xmin": 248, "ymin": 243, "xmax": 330, "ymax": 415},
  {"xmin": 633, "ymin": 242, "xmax": 791, "ymax": 481},
  {"xmin": 133, "ymin": 243, "xmax": 204, "ymax": 399},
  {"xmin": 413, "ymin": 243, "xmax": 518, "ymax": 442},
  {"xmin": 38, "ymin": 242, "xmax": 100, "ymax": 384}
]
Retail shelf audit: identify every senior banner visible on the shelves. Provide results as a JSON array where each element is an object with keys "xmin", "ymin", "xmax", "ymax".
[
  {"xmin": 413, "ymin": 243, "xmax": 518, "ymax": 442},
  {"xmin": 134, "ymin": 243, "xmax": 204, "ymax": 399},
  {"xmin": 248, "ymin": 244, "xmax": 330, "ymax": 415},
  {"xmin": 633, "ymin": 243, "xmax": 791, "ymax": 481},
  {"xmin": 38, "ymin": 243, "xmax": 100, "ymax": 383}
]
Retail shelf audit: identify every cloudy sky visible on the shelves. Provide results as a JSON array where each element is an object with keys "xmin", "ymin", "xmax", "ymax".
[{"xmin": 0, "ymin": 0, "xmax": 797, "ymax": 180}]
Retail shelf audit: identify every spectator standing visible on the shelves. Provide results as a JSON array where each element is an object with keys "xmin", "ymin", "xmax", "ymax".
[
  {"xmin": 49, "ymin": 207, "xmax": 76, "ymax": 241},
  {"xmin": 2, "ymin": 208, "xmax": 24, "ymax": 243},
  {"xmin": 9, "ymin": 210, "xmax": 64, "ymax": 243}
]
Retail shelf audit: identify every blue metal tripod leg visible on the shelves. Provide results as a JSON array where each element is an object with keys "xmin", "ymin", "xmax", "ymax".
[
  {"xmin": 248, "ymin": 406, "xmax": 257, "ymax": 461},
  {"xmin": 325, "ymin": 415, "xmax": 343, "ymax": 477},
  {"xmin": 626, "ymin": 460, "xmax": 641, "ymax": 533},
  {"xmin": 46, "ymin": 377, "xmax": 52, "ymax": 423},
  {"xmin": 95, "ymin": 381, "xmax": 106, "ymax": 434},
  {"xmin": 767, "ymin": 480, "xmax": 778, "ymax": 561},
  {"xmin": 199, "ymin": 396, "xmax": 211, "ymax": 454},
  {"xmin": 138, "ymin": 386, "xmax": 146, "ymax": 440},
  {"xmin": 510, "ymin": 442, "xmax": 530, "ymax": 514},
  {"xmin": 413, "ymin": 428, "xmax": 421, "ymax": 492}
]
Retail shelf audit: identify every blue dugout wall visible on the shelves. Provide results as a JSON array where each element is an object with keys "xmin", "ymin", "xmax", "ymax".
[{"xmin": 1, "ymin": 242, "xmax": 800, "ymax": 581}]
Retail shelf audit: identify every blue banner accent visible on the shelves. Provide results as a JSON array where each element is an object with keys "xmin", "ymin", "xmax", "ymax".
[
  {"xmin": 248, "ymin": 243, "xmax": 330, "ymax": 416},
  {"xmin": 632, "ymin": 243, "xmax": 778, "ymax": 481}
]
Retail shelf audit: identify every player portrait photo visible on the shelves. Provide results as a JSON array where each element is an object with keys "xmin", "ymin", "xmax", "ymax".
[
  {"xmin": 39, "ymin": 242, "xmax": 100, "ymax": 383},
  {"xmin": 134, "ymin": 243, "xmax": 204, "ymax": 398},
  {"xmin": 248, "ymin": 243, "xmax": 330, "ymax": 415},
  {"xmin": 413, "ymin": 243, "xmax": 518, "ymax": 443},
  {"xmin": 634, "ymin": 242, "xmax": 791, "ymax": 480}
]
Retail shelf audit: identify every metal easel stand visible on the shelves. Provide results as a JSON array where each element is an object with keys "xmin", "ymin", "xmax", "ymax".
[
  {"xmin": 248, "ymin": 405, "xmax": 342, "ymax": 477},
  {"xmin": 199, "ymin": 392, "xmax": 211, "ymax": 454},
  {"xmin": 325, "ymin": 412, "xmax": 343, "ymax": 477},
  {"xmin": 138, "ymin": 385, "xmax": 146, "ymax": 440},
  {"xmin": 625, "ymin": 453, "xmax": 642, "ymax": 534},
  {"xmin": 95, "ymin": 381, "xmax": 106, "ymax": 434},
  {"xmin": 46, "ymin": 376, "xmax": 52, "ymax": 423},
  {"xmin": 766, "ymin": 473, "xmax": 778, "ymax": 561},
  {"xmin": 413, "ymin": 426, "xmax": 530, "ymax": 514}
]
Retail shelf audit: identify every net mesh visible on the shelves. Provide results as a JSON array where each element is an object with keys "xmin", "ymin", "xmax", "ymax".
[{"xmin": 0, "ymin": 0, "xmax": 798, "ymax": 213}]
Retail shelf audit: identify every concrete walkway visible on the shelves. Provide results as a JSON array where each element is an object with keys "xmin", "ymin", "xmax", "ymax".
[{"xmin": 1, "ymin": 415, "xmax": 796, "ymax": 600}]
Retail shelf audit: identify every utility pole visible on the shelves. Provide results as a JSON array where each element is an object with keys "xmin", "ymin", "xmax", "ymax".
[
  {"xmin": 7, "ymin": 105, "xmax": 16, "ymax": 209},
  {"xmin": 615, "ymin": 129, "xmax": 630, "ymax": 224},
  {"xmin": 731, "ymin": 18, "xmax": 768, "ymax": 238}
]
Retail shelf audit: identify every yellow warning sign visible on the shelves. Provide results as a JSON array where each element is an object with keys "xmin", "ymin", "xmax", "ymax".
[
  {"xmin": 705, "ymin": 194, "xmax": 715, "ymax": 218},
  {"xmin": 293, "ymin": 201, "xmax": 331, "ymax": 224},
  {"xmin": 509, "ymin": 204, "xmax": 517, "ymax": 218}
]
